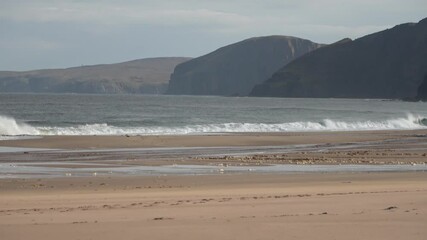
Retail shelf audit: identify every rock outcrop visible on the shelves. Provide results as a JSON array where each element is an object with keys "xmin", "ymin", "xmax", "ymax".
[{"xmin": 167, "ymin": 36, "xmax": 323, "ymax": 96}]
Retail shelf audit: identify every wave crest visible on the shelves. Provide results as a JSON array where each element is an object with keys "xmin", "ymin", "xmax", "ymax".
[
  {"xmin": 1, "ymin": 114, "xmax": 426, "ymax": 136},
  {"xmin": 0, "ymin": 115, "xmax": 40, "ymax": 136}
]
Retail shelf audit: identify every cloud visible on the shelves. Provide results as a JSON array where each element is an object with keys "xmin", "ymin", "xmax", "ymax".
[
  {"xmin": 0, "ymin": 37, "xmax": 62, "ymax": 50},
  {"xmin": 0, "ymin": 1, "xmax": 250, "ymax": 29},
  {"xmin": 1, "ymin": 0, "xmax": 425, "ymax": 39}
]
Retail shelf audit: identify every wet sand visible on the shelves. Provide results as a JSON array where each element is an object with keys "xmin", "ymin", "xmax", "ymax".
[
  {"xmin": 1, "ymin": 130, "xmax": 426, "ymax": 149},
  {"xmin": 1, "ymin": 130, "xmax": 427, "ymax": 168},
  {"xmin": 1, "ymin": 130, "xmax": 427, "ymax": 239}
]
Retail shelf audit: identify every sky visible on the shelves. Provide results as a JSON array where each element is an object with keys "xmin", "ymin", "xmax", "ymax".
[{"xmin": 1, "ymin": 0, "xmax": 426, "ymax": 71}]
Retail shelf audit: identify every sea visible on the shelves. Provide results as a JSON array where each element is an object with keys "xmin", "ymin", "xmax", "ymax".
[{"xmin": 0, "ymin": 93, "xmax": 426, "ymax": 137}]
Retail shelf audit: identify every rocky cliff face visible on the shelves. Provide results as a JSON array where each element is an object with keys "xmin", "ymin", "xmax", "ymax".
[
  {"xmin": 251, "ymin": 18, "xmax": 427, "ymax": 99},
  {"xmin": 167, "ymin": 36, "xmax": 323, "ymax": 96},
  {"xmin": 0, "ymin": 57, "xmax": 190, "ymax": 94},
  {"xmin": 416, "ymin": 75, "xmax": 427, "ymax": 101}
]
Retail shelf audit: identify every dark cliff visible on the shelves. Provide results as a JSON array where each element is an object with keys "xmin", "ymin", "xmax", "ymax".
[
  {"xmin": 167, "ymin": 36, "xmax": 323, "ymax": 96},
  {"xmin": 416, "ymin": 74, "xmax": 427, "ymax": 101},
  {"xmin": 251, "ymin": 18, "xmax": 427, "ymax": 99},
  {"xmin": 0, "ymin": 57, "xmax": 190, "ymax": 94}
]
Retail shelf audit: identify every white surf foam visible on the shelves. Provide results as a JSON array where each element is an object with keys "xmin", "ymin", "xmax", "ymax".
[
  {"xmin": 0, "ymin": 115, "xmax": 40, "ymax": 136},
  {"xmin": 1, "ymin": 114, "xmax": 426, "ymax": 136}
]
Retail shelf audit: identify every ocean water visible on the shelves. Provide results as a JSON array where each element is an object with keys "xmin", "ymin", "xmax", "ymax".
[{"xmin": 0, "ymin": 93, "xmax": 426, "ymax": 136}]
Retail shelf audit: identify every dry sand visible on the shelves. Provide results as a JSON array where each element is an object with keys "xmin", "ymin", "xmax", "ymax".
[
  {"xmin": 0, "ymin": 173, "xmax": 426, "ymax": 240},
  {"xmin": 1, "ymin": 130, "xmax": 427, "ymax": 239}
]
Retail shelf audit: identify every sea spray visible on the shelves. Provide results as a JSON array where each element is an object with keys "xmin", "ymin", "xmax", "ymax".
[{"xmin": 0, "ymin": 115, "xmax": 40, "ymax": 136}]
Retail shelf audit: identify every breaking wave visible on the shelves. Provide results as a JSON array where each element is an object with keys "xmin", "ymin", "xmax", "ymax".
[
  {"xmin": 0, "ymin": 115, "xmax": 40, "ymax": 136},
  {"xmin": 1, "ymin": 114, "xmax": 426, "ymax": 136}
]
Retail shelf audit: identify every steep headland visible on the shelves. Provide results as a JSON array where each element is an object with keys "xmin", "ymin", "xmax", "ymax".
[
  {"xmin": 167, "ymin": 36, "xmax": 323, "ymax": 96},
  {"xmin": 0, "ymin": 57, "xmax": 190, "ymax": 94},
  {"xmin": 251, "ymin": 18, "xmax": 427, "ymax": 99}
]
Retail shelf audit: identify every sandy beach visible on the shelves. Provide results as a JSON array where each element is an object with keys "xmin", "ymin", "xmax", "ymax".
[
  {"xmin": 1, "ymin": 130, "xmax": 427, "ymax": 239},
  {"xmin": 1, "ymin": 173, "xmax": 426, "ymax": 240}
]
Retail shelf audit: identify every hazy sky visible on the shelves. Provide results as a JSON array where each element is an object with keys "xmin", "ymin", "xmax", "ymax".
[{"xmin": 1, "ymin": 0, "xmax": 426, "ymax": 71}]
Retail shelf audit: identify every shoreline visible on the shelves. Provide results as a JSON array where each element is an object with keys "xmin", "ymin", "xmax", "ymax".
[
  {"xmin": 0, "ymin": 129, "xmax": 426, "ymax": 179},
  {"xmin": 1, "ymin": 129, "xmax": 427, "ymax": 149}
]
